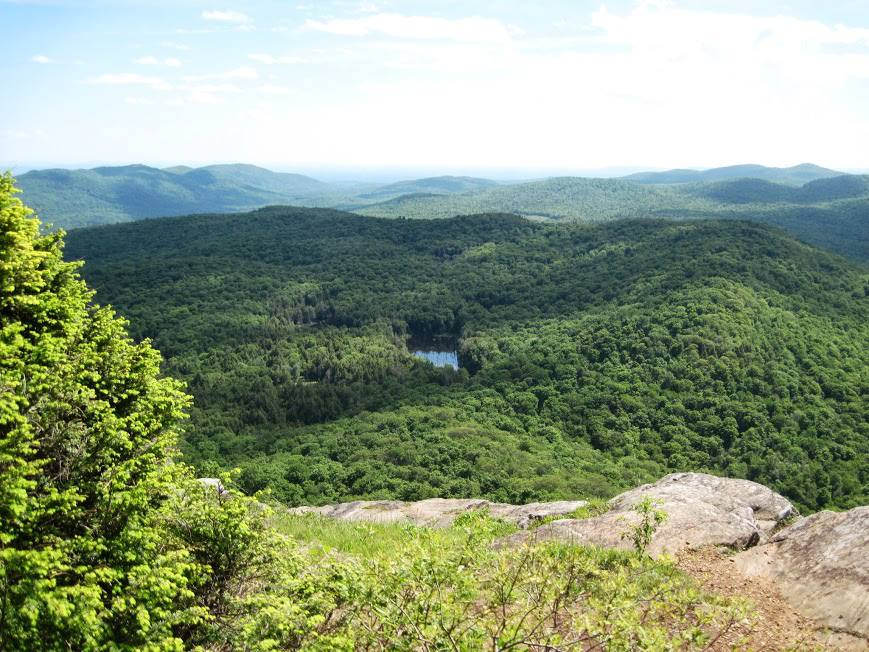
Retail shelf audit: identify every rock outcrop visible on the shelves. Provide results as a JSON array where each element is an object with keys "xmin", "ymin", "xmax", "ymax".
[
  {"xmin": 502, "ymin": 472, "xmax": 797, "ymax": 556},
  {"xmin": 734, "ymin": 506, "xmax": 869, "ymax": 643},
  {"xmin": 289, "ymin": 497, "xmax": 588, "ymax": 529},
  {"xmin": 288, "ymin": 473, "xmax": 868, "ymax": 646}
]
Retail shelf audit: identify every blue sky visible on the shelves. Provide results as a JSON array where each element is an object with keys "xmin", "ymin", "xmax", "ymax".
[{"xmin": 3, "ymin": 0, "xmax": 869, "ymax": 176}]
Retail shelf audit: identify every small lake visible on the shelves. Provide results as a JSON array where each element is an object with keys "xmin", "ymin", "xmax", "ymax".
[{"xmin": 408, "ymin": 336, "xmax": 460, "ymax": 369}]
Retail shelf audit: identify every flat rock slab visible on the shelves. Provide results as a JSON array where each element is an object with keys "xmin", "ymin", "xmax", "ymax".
[
  {"xmin": 501, "ymin": 473, "xmax": 797, "ymax": 556},
  {"xmin": 288, "ymin": 498, "xmax": 588, "ymax": 529},
  {"xmin": 734, "ymin": 506, "xmax": 869, "ymax": 643}
]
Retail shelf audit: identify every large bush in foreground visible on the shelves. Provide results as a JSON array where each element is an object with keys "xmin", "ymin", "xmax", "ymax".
[{"xmin": 0, "ymin": 173, "xmax": 198, "ymax": 649}]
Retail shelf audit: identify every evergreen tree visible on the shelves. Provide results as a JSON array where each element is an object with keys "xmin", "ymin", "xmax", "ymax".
[{"xmin": 0, "ymin": 173, "xmax": 198, "ymax": 649}]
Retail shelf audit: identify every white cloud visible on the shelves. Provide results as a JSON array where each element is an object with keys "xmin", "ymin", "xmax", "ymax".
[
  {"xmin": 590, "ymin": 4, "xmax": 869, "ymax": 69},
  {"xmin": 160, "ymin": 41, "xmax": 191, "ymax": 51},
  {"xmin": 136, "ymin": 56, "xmax": 182, "ymax": 67},
  {"xmin": 3, "ymin": 128, "xmax": 47, "ymax": 140},
  {"xmin": 203, "ymin": 4, "xmax": 869, "ymax": 169},
  {"xmin": 183, "ymin": 66, "xmax": 258, "ymax": 81},
  {"xmin": 202, "ymin": 9, "xmax": 251, "ymax": 24},
  {"xmin": 88, "ymin": 73, "xmax": 172, "ymax": 91},
  {"xmin": 303, "ymin": 13, "xmax": 517, "ymax": 43},
  {"xmin": 248, "ymin": 53, "xmax": 305, "ymax": 65},
  {"xmin": 31, "ymin": 54, "xmax": 52, "ymax": 63},
  {"xmin": 189, "ymin": 83, "xmax": 241, "ymax": 93},
  {"xmin": 182, "ymin": 83, "xmax": 242, "ymax": 104},
  {"xmin": 258, "ymin": 84, "xmax": 290, "ymax": 95}
]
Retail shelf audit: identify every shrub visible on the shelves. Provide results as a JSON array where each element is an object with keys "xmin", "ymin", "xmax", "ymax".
[{"xmin": 0, "ymin": 172, "xmax": 199, "ymax": 649}]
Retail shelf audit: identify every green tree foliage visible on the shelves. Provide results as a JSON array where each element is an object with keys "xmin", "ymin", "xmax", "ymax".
[
  {"xmin": 16, "ymin": 164, "xmax": 331, "ymax": 229},
  {"xmin": 20, "ymin": 163, "xmax": 868, "ymax": 261},
  {"xmin": 0, "ymin": 173, "xmax": 198, "ymax": 649},
  {"xmin": 64, "ymin": 208, "xmax": 869, "ymax": 513},
  {"xmin": 623, "ymin": 498, "xmax": 668, "ymax": 555}
]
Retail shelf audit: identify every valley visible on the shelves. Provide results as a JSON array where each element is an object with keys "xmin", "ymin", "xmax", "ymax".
[{"xmin": 64, "ymin": 207, "xmax": 869, "ymax": 513}]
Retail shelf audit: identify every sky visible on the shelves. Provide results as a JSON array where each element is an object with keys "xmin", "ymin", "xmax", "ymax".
[{"xmin": 3, "ymin": 0, "xmax": 869, "ymax": 177}]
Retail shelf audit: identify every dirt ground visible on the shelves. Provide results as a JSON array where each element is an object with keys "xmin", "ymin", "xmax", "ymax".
[{"xmin": 675, "ymin": 547, "xmax": 863, "ymax": 651}]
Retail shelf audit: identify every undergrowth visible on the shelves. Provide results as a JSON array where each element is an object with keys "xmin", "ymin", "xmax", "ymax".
[{"xmin": 250, "ymin": 501, "xmax": 752, "ymax": 650}]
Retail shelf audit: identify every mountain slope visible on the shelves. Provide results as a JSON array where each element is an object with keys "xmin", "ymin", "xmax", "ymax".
[
  {"xmin": 352, "ymin": 175, "xmax": 869, "ymax": 261},
  {"xmin": 357, "ymin": 175, "xmax": 499, "ymax": 200},
  {"xmin": 17, "ymin": 163, "xmax": 868, "ymax": 262},
  {"xmin": 65, "ymin": 209, "xmax": 869, "ymax": 512},
  {"xmin": 624, "ymin": 163, "xmax": 842, "ymax": 185},
  {"xmin": 16, "ymin": 163, "xmax": 331, "ymax": 228},
  {"xmin": 355, "ymin": 177, "xmax": 673, "ymax": 220},
  {"xmin": 693, "ymin": 175, "xmax": 869, "ymax": 204}
]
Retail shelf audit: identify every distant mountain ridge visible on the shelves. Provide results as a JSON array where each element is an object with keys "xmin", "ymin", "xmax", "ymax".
[
  {"xmin": 357, "ymin": 175, "xmax": 499, "ymax": 200},
  {"xmin": 623, "ymin": 163, "xmax": 842, "ymax": 185},
  {"xmin": 695, "ymin": 175, "xmax": 869, "ymax": 204},
  {"xmin": 16, "ymin": 163, "xmax": 329, "ymax": 228},
  {"xmin": 11, "ymin": 161, "xmax": 868, "ymax": 261}
]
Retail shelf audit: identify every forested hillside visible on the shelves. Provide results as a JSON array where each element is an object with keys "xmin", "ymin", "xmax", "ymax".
[
  {"xmin": 693, "ymin": 175, "xmax": 869, "ymax": 204},
  {"xmin": 16, "ymin": 163, "xmax": 331, "ymax": 227},
  {"xmin": 623, "ymin": 163, "xmax": 842, "ymax": 185},
  {"xmin": 17, "ymin": 162, "xmax": 868, "ymax": 261},
  {"xmin": 356, "ymin": 175, "xmax": 499, "ymax": 200},
  {"xmin": 65, "ymin": 208, "xmax": 869, "ymax": 513},
  {"xmin": 352, "ymin": 176, "xmax": 869, "ymax": 261}
]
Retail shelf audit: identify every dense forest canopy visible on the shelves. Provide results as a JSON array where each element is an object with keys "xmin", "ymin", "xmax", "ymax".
[
  {"xmin": 16, "ymin": 163, "xmax": 333, "ymax": 228},
  {"xmin": 19, "ymin": 163, "xmax": 868, "ymax": 263},
  {"xmin": 623, "ymin": 163, "xmax": 842, "ymax": 185},
  {"xmin": 347, "ymin": 176, "xmax": 869, "ymax": 262},
  {"xmin": 65, "ymin": 207, "xmax": 869, "ymax": 513}
]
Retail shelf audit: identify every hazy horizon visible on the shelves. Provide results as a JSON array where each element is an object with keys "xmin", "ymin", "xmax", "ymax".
[
  {"xmin": 5, "ymin": 0, "xmax": 869, "ymax": 171},
  {"xmin": 8, "ymin": 160, "xmax": 868, "ymax": 184}
]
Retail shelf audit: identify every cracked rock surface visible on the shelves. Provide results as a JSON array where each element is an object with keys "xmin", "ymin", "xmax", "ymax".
[
  {"xmin": 733, "ymin": 506, "xmax": 869, "ymax": 644},
  {"xmin": 502, "ymin": 472, "xmax": 797, "ymax": 555},
  {"xmin": 288, "ymin": 497, "xmax": 588, "ymax": 529}
]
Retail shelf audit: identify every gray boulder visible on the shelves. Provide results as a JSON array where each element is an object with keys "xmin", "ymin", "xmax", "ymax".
[
  {"xmin": 734, "ymin": 506, "xmax": 869, "ymax": 643},
  {"xmin": 289, "ymin": 497, "xmax": 588, "ymax": 529},
  {"xmin": 502, "ymin": 472, "xmax": 797, "ymax": 556}
]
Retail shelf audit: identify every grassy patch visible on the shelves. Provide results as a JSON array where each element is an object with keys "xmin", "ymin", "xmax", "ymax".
[
  {"xmin": 271, "ymin": 507, "xmax": 517, "ymax": 560},
  {"xmin": 532, "ymin": 497, "xmax": 612, "ymax": 529},
  {"xmin": 263, "ymin": 505, "xmax": 753, "ymax": 649}
]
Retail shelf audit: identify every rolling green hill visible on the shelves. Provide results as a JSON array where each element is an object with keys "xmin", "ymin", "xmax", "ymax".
[
  {"xmin": 15, "ymin": 162, "xmax": 869, "ymax": 261},
  {"xmin": 354, "ymin": 176, "xmax": 688, "ymax": 220},
  {"xmin": 65, "ymin": 208, "xmax": 869, "ymax": 513},
  {"xmin": 692, "ymin": 175, "xmax": 869, "ymax": 204},
  {"xmin": 623, "ymin": 163, "xmax": 843, "ymax": 185},
  {"xmin": 351, "ymin": 175, "xmax": 869, "ymax": 261},
  {"xmin": 356, "ymin": 175, "xmax": 499, "ymax": 200},
  {"xmin": 16, "ymin": 163, "xmax": 330, "ymax": 228}
]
